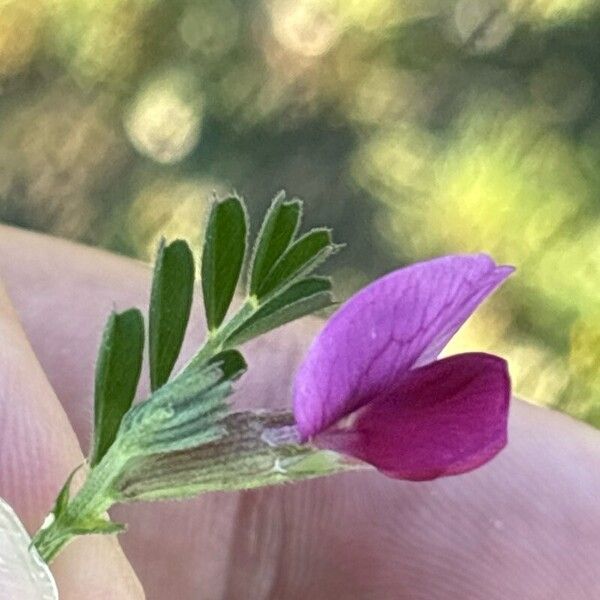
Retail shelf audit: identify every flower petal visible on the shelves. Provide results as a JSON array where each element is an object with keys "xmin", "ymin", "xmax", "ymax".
[
  {"xmin": 293, "ymin": 254, "xmax": 513, "ymax": 439},
  {"xmin": 315, "ymin": 353, "xmax": 510, "ymax": 481}
]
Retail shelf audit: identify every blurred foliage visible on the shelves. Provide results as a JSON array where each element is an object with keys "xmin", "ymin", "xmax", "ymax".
[{"xmin": 0, "ymin": 0, "xmax": 598, "ymax": 424}]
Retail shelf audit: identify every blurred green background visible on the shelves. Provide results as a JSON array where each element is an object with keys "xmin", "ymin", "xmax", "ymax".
[{"xmin": 0, "ymin": 0, "xmax": 598, "ymax": 424}]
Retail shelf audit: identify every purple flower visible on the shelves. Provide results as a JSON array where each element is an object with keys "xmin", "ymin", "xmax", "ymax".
[{"xmin": 293, "ymin": 254, "xmax": 514, "ymax": 481}]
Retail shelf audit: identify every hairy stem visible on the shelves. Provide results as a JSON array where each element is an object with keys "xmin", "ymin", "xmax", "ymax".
[{"xmin": 33, "ymin": 445, "xmax": 128, "ymax": 563}]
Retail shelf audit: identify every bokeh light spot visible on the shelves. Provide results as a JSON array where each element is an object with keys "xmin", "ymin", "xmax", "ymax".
[{"xmin": 124, "ymin": 70, "xmax": 204, "ymax": 164}]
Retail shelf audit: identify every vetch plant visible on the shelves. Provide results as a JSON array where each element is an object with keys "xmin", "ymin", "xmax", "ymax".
[{"xmin": 27, "ymin": 191, "xmax": 513, "ymax": 569}]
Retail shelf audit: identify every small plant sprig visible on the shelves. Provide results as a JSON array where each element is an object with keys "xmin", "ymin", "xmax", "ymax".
[
  {"xmin": 32, "ymin": 192, "xmax": 347, "ymax": 563},
  {"xmin": 31, "ymin": 191, "xmax": 514, "ymax": 569}
]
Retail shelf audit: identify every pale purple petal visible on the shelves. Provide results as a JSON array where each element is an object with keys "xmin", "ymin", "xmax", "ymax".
[
  {"xmin": 293, "ymin": 254, "xmax": 513, "ymax": 439},
  {"xmin": 315, "ymin": 353, "xmax": 510, "ymax": 481}
]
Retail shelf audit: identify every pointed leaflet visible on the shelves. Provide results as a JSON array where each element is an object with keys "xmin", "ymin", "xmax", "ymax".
[
  {"xmin": 256, "ymin": 228, "xmax": 339, "ymax": 299},
  {"xmin": 202, "ymin": 195, "xmax": 248, "ymax": 331},
  {"xmin": 249, "ymin": 192, "xmax": 302, "ymax": 296},
  {"xmin": 293, "ymin": 254, "xmax": 514, "ymax": 439},
  {"xmin": 149, "ymin": 239, "xmax": 195, "ymax": 391},
  {"xmin": 225, "ymin": 277, "xmax": 334, "ymax": 347},
  {"xmin": 90, "ymin": 309, "xmax": 144, "ymax": 467}
]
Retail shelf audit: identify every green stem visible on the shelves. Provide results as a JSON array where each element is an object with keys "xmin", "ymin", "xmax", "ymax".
[
  {"xmin": 32, "ymin": 526, "xmax": 68, "ymax": 564},
  {"xmin": 180, "ymin": 298, "xmax": 256, "ymax": 374},
  {"xmin": 33, "ymin": 444, "xmax": 129, "ymax": 563}
]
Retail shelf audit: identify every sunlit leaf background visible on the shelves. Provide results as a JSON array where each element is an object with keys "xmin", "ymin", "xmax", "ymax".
[{"xmin": 0, "ymin": 0, "xmax": 598, "ymax": 425}]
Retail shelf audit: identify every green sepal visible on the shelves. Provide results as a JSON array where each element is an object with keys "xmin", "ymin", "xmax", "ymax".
[
  {"xmin": 256, "ymin": 228, "xmax": 340, "ymax": 299},
  {"xmin": 90, "ymin": 309, "xmax": 145, "ymax": 467},
  {"xmin": 113, "ymin": 411, "xmax": 358, "ymax": 502},
  {"xmin": 249, "ymin": 192, "xmax": 302, "ymax": 295},
  {"xmin": 201, "ymin": 195, "xmax": 248, "ymax": 331},
  {"xmin": 149, "ymin": 239, "xmax": 195, "ymax": 392},
  {"xmin": 225, "ymin": 277, "xmax": 334, "ymax": 347}
]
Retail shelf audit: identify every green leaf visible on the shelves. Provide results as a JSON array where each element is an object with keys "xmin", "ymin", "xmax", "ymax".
[
  {"xmin": 90, "ymin": 309, "xmax": 144, "ymax": 467},
  {"xmin": 201, "ymin": 195, "xmax": 248, "ymax": 331},
  {"xmin": 256, "ymin": 228, "xmax": 339, "ymax": 299},
  {"xmin": 225, "ymin": 277, "xmax": 334, "ymax": 346},
  {"xmin": 118, "ymin": 354, "xmax": 246, "ymax": 456},
  {"xmin": 149, "ymin": 239, "xmax": 195, "ymax": 392},
  {"xmin": 249, "ymin": 192, "xmax": 302, "ymax": 295}
]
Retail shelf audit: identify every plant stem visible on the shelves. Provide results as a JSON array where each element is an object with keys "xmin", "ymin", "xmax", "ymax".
[
  {"xmin": 33, "ymin": 444, "xmax": 128, "ymax": 563},
  {"xmin": 180, "ymin": 298, "xmax": 255, "ymax": 373}
]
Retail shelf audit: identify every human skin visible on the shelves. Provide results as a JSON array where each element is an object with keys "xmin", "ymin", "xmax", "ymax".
[{"xmin": 0, "ymin": 224, "xmax": 599, "ymax": 599}]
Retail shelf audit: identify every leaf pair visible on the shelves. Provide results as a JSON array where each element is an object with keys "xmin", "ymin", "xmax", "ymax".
[
  {"xmin": 249, "ymin": 193, "xmax": 339, "ymax": 300},
  {"xmin": 200, "ymin": 192, "xmax": 338, "ymax": 348},
  {"xmin": 231, "ymin": 193, "xmax": 339, "ymax": 346},
  {"xmin": 90, "ymin": 239, "xmax": 195, "ymax": 467},
  {"xmin": 248, "ymin": 192, "xmax": 301, "ymax": 296}
]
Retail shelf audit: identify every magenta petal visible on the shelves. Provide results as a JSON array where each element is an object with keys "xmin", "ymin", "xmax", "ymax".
[
  {"xmin": 293, "ymin": 254, "xmax": 513, "ymax": 439},
  {"xmin": 317, "ymin": 353, "xmax": 510, "ymax": 481}
]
